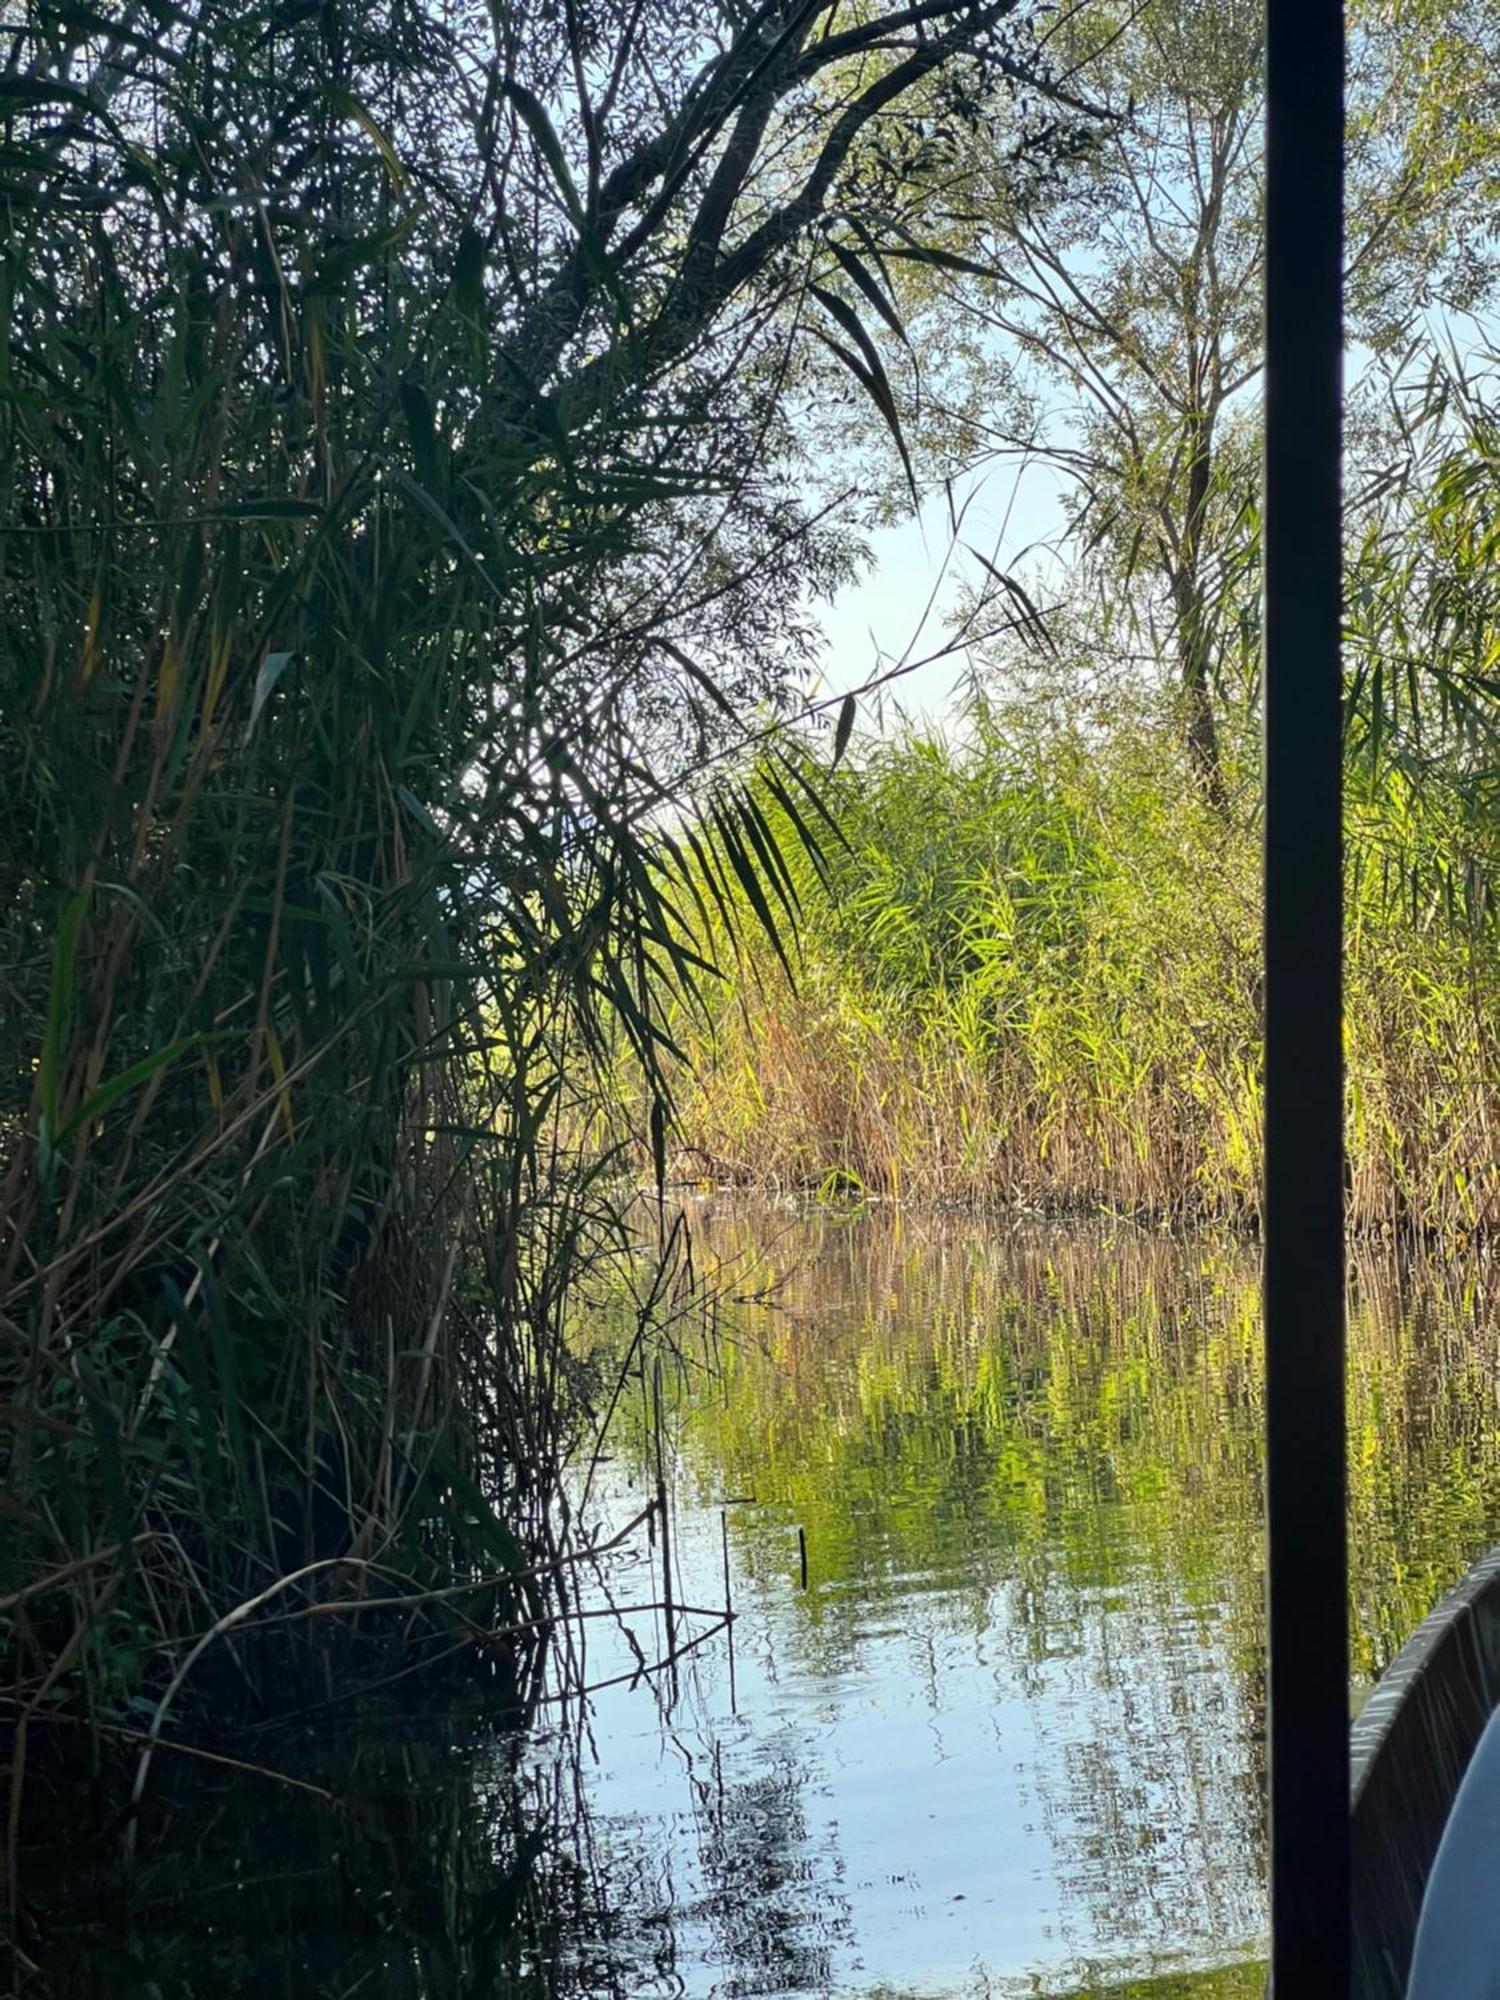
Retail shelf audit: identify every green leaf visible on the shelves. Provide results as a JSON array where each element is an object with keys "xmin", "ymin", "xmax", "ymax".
[
  {"xmin": 39, "ymin": 884, "xmax": 90, "ymax": 1149},
  {"xmin": 423, "ymin": 1447, "xmax": 524, "ymax": 1573},
  {"xmin": 812, "ymin": 285, "xmax": 891, "ymax": 393},
  {"xmin": 94, "ymin": 881, "xmax": 170, "ymax": 946},
  {"xmin": 714, "ymin": 806, "xmax": 794, "ymax": 986},
  {"xmin": 653, "ymin": 637, "xmax": 737, "ymax": 718},
  {"xmin": 650, "ymin": 1096, "xmax": 667, "ymax": 1203},
  {"xmin": 452, "ymin": 225, "xmax": 486, "ymax": 324},
  {"xmin": 213, "ymin": 496, "xmax": 323, "ymax": 520},
  {"xmin": 399, "ymin": 379, "xmax": 443, "ymax": 496},
  {"xmin": 737, "ymin": 792, "xmax": 800, "ymax": 923},
  {"xmin": 391, "ymin": 467, "xmax": 502, "ymax": 596},
  {"xmin": 396, "ymin": 784, "xmax": 440, "ymax": 836},
  {"xmin": 759, "ymin": 767, "xmax": 832, "ymax": 887},
  {"xmin": 56, "ymin": 1036, "xmax": 202, "ymax": 1147},
  {"xmin": 882, "ymin": 226, "xmax": 998, "ymax": 282},
  {"xmin": 302, "ymin": 214, "xmax": 418, "ymax": 298},
  {"xmin": 315, "ymin": 876, "xmax": 363, "ymax": 994},
  {"xmin": 497, "ymin": 80, "xmax": 585, "ymax": 228},
  {"xmin": 246, "ymin": 650, "xmax": 294, "ymax": 741},
  {"xmin": 966, "ymin": 546, "xmax": 1055, "ymax": 655},
  {"xmin": 811, "ymin": 312, "xmax": 917, "ymax": 506},
  {"xmin": 327, "ymin": 86, "xmax": 407, "ymax": 192},
  {"xmin": 826, "ymin": 239, "xmax": 910, "ymax": 348}
]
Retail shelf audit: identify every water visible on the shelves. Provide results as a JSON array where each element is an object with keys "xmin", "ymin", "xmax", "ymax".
[
  {"xmin": 32, "ymin": 1206, "xmax": 1500, "ymax": 1997},
  {"xmin": 554, "ymin": 1204, "xmax": 1500, "ymax": 1998}
]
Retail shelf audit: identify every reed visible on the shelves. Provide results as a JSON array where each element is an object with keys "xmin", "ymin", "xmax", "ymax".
[
  {"xmin": 667, "ymin": 706, "xmax": 1500, "ymax": 1236},
  {"xmin": 0, "ymin": 0, "xmax": 929, "ymax": 1907}
]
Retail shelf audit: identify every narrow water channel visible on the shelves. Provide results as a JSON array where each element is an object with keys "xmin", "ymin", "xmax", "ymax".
[
  {"xmin": 35, "ymin": 1205, "xmax": 1500, "ymax": 1998},
  {"xmin": 554, "ymin": 1204, "xmax": 1500, "ymax": 1999}
]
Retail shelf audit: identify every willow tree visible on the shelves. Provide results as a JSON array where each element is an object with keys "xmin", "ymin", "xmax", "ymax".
[{"xmin": 844, "ymin": 0, "xmax": 1498, "ymax": 807}]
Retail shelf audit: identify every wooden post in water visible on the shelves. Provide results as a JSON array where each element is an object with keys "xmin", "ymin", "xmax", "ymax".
[{"xmin": 1263, "ymin": 1, "xmax": 1347, "ymax": 1991}]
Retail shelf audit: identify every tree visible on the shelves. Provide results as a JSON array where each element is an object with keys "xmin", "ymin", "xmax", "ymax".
[
  {"xmin": 0, "ymin": 0, "xmax": 1097, "ymax": 1867},
  {"xmin": 848, "ymin": 0, "xmax": 1499, "ymax": 807}
]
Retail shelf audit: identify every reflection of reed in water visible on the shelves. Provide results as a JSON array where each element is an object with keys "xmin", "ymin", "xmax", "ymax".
[
  {"xmin": 26, "ymin": 1687, "xmax": 644, "ymax": 1999},
  {"xmin": 634, "ymin": 1203, "xmax": 1500, "ymax": 1982},
  {"xmin": 686, "ymin": 1746, "xmax": 852, "ymax": 1994}
]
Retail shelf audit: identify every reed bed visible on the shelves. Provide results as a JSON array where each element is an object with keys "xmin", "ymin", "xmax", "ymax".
[
  {"xmin": 668, "ymin": 716, "xmax": 1500, "ymax": 1236},
  {"xmin": 0, "ymin": 0, "xmax": 887, "ymax": 1935}
]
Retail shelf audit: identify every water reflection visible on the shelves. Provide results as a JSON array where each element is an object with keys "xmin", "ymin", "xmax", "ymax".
[
  {"xmin": 29, "ymin": 1708, "xmax": 629, "ymax": 1999},
  {"xmin": 567, "ymin": 1205, "xmax": 1500, "ymax": 1997},
  {"xmin": 30, "ymin": 1208, "xmax": 1500, "ymax": 1998}
]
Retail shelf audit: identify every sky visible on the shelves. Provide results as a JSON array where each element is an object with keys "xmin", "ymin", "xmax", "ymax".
[
  {"xmin": 806, "ymin": 458, "xmax": 1076, "ymax": 739},
  {"xmin": 807, "ymin": 303, "xmax": 1500, "ymax": 751}
]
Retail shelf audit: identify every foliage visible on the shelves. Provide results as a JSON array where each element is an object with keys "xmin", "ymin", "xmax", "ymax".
[
  {"xmin": 0, "ymin": 0, "xmax": 1093, "ymax": 1918},
  {"xmin": 667, "ymin": 698, "xmax": 1265, "ymax": 1214},
  {"xmin": 806, "ymin": 0, "xmax": 1500, "ymax": 808},
  {"xmin": 669, "ymin": 632, "xmax": 1500, "ymax": 1232},
  {"xmin": 667, "ymin": 36, "xmax": 1500, "ymax": 1225}
]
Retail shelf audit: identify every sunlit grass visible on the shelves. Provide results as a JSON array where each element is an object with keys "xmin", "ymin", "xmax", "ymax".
[{"xmin": 667, "ymin": 705, "xmax": 1500, "ymax": 1235}]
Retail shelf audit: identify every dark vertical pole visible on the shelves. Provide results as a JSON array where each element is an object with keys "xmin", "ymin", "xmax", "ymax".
[{"xmin": 1263, "ymin": 2, "xmax": 1347, "ymax": 1993}]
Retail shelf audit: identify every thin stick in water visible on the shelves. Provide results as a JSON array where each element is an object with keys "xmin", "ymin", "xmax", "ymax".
[
  {"xmin": 722, "ymin": 1508, "xmax": 737, "ymax": 1714},
  {"xmin": 653, "ymin": 1355, "xmax": 675, "ymax": 1657}
]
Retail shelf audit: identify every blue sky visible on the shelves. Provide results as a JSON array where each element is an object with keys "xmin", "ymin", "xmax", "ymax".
[
  {"xmin": 808, "ymin": 458, "xmax": 1074, "ymax": 735},
  {"xmin": 809, "ymin": 304, "xmax": 1500, "ymax": 746}
]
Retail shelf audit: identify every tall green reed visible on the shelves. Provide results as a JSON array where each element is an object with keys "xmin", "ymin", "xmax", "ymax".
[
  {"xmin": 0, "ymin": 0, "xmax": 986, "ymax": 1911},
  {"xmin": 668, "ymin": 694, "xmax": 1500, "ymax": 1234}
]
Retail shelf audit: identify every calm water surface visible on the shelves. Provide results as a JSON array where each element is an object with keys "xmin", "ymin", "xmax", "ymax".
[
  {"xmin": 551, "ymin": 1203, "xmax": 1500, "ymax": 1999},
  {"xmin": 36, "ymin": 1205, "xmax": 1500, "ymax": 1998}
]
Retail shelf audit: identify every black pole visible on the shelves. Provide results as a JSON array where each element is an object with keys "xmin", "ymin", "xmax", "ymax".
[{"xmin": 1263, "ymin": 2, "xmax": 1347, "ymax": 1992}]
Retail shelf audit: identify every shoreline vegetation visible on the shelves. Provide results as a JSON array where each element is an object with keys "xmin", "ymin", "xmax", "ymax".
[
  {"xmin": 665, "ymin": 704, "xmax": 1500, "ymax": 1240},
  {"xmin": 2, "ymin": 0, "xmax": 1098, "ymax": 1945}
]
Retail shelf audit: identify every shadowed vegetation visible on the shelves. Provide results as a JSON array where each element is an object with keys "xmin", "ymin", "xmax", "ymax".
[{"xmin": 0, "ymin": 0, "xmax": 1098, "ymax": 1950}]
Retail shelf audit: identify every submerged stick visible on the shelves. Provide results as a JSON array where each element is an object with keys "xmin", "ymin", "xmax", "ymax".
[
  {"xmin": 653, "ymin": 1355, "xmax": 675, "ymax": 1658},
  {"xmin": 536, "ymin": 1613, "xmax": 733, "ymax": 1705},
  {"xmin": 722, "ymin": 1509, "xmax": 737, "ymax": 1715}
]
